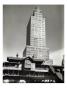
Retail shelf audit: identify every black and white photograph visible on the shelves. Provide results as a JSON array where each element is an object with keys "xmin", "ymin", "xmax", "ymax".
[{"xmin": 3, "ymin": 5, "xmax": 64, "ymax": 83}]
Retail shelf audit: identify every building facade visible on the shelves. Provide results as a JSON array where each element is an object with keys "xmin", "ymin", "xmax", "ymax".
[
  {"xmin": 3, "ymin": 57, "xmax": 64, "ymax": 83},
  {"xmin": 23, "ymin": 7, "xmax": 50, "ymax": 61}
]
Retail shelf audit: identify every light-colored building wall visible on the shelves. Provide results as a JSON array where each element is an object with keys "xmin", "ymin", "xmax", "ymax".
[{"xmin": 49, "ymin": 49, "xmax": 64, "ymax": 66}]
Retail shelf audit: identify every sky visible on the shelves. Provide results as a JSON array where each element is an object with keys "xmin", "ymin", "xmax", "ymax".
[{"xmin": 3, "ymin": 5, "xmax": 64, "ymax": 65}]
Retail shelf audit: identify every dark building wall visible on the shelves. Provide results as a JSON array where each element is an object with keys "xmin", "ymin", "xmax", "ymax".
[
  {"xmin": 26, "ymin": 17, "xmax": 31, "ymax": 45},
  {"xmin": 23, "ymin": 47, "xmax": 26, "ymax": 57}
]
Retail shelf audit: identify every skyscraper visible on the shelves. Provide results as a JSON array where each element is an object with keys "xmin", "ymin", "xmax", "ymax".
[{"xmin": 23, "ymin": 7, "xmax": 50, "ymax": 62}]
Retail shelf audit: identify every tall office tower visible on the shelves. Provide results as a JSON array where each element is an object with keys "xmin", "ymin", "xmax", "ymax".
[{"xmin": 23, "ymin": 7, "xmax": 49, "ymax": 61}]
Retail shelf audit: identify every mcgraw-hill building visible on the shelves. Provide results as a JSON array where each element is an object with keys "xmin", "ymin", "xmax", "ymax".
[
  {"xmin": 3, "ymin": 7, "xmax": 64, "ymax": 83},
  {"xmin": 23, "ymin": 7, "xmax": 52, "ymax": 65}
]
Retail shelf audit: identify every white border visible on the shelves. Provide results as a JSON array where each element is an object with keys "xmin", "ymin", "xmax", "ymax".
[
  {"xmin": 1, "ymin": 0, "xmax": 66, "ymax": 4},
  {"xmin": 0, "ymin": 0, "xmax": 67, "ymax": 90}
]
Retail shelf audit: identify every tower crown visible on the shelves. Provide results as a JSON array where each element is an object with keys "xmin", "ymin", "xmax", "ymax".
[{"xmin": 34, "ymin": 6, "xmax": 41, "ymax": 12}]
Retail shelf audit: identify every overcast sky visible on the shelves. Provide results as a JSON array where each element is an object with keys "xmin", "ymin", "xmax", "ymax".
[{"xmin": 3, "ymin": 5, "xmax": 64, "ymax": 61}]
